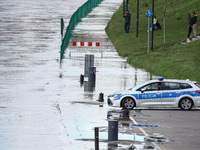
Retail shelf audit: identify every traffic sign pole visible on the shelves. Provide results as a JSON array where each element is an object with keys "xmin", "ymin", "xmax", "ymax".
[
  {"xmin": 148, "ymin": 17, "xmax": 150, "ymax": 53},
  {"xmin": 146, "ymin": 10, "xmax": 153, "ymax": 54}
]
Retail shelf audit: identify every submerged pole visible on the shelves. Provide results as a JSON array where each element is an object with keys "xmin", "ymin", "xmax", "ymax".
[{"xmin": 95, "ymin": 127, "xmax": 99, "ymax": 150}]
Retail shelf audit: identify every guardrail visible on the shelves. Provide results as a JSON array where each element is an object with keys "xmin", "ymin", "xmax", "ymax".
[{"xmin": 60, "ymin": 0, "xmax": 103, "ymax": 63}]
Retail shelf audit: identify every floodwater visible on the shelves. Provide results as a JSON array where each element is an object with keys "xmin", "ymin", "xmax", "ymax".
[{"xmin": 0, "ymin": 0, "xmax": 157, "ymax": 149}]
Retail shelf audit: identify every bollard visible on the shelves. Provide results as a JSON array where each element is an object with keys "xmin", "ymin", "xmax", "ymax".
[
  {"xmin": 84, "ymin": 54, "xmax": 94, "ymax": 77},
  {"xmin": 94, "ymin": 127, "xmax": 99, "ymax": 150},
  {"xmin": 80, "ymin": 74, "xmax": 84, "ymax": 84},
  {"xmin": 108, "ymin": 120, "xmax": 118, "ymax": 141},
  {"xmin": 88, "ymin": 67, "xmax": 96, "ymax": 84},
  {"xmin": 98, "ymin": 92, "xmax": 104, "ymax": 102}
]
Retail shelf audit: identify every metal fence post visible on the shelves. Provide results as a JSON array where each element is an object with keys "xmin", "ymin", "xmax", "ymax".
[{"xmin": 61, "ymin": 18, "xmax": 64, "ymax": 40}]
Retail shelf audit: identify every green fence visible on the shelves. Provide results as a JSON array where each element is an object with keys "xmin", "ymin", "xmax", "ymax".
[{"xmin": 60, "ymin": 0, "xmax": 103, "ymax": 63}]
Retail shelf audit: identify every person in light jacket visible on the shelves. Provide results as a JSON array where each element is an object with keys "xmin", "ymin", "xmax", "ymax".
[{"xmin": 192, "ymin": 12, "xmax": 197, "ymax": 38}]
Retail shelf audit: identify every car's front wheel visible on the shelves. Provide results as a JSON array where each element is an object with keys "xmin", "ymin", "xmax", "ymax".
[
  {"xmin": 122, "ymin": 97, "xmax": 135, "ymax": 110},
  {"xmin": 179, "ymin": 98, "xmax": 193, "ymax": 110}
]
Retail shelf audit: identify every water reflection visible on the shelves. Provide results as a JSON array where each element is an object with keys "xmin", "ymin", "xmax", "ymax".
[{"xmin": 106, "ymin": 109, "xmax": 157, "ymax": 150}]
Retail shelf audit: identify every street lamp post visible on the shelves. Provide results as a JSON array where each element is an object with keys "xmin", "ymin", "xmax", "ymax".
[
  {"xmin": 136, "ymin": 0, "xmax": 139, "ymax": 38},
  {"xmin": 151, "ymin": 0, "xmax": 154, "ymax": 51},
  {"xmin": 126, "ymin": 0, "xmax": 129, "ymax": 11},
  {"xmin": 123, "ymin": 0, "xmax": 125, "ymax": 16}
]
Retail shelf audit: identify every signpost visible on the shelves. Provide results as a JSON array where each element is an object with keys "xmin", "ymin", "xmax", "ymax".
[{"xmin": 146, "ymin": 10, "xmax": 153, "ymax": 53}]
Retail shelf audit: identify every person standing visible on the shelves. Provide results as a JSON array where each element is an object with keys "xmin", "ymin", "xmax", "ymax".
[
  {"xmin": 153, "ymin": 15, "xmax": 158, "ymax": 31},
  {"xmin": 187, "ymin": 14, "xmax": 193, "ymax": 42},
  {"xmin": 192, "ymin": 12, "xmax": 197, "ymax": 38},
  {"xmin": 123, "ymin": 10, "xmax": 131, "ymax": 33}
]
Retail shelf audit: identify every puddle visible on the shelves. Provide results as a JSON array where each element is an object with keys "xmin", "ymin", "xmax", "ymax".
[
  {"xmin": 107, "ymin": 143, "xmax": 155, "ymax": 150},
  {"xmin": 145, "ymin": 133, "xmax": 170, "ymax": 143},
  {"xmin": 0, "ymin": 107, "xmax": 7, "ymax": 109},
  {"xmin": 77, "ymin": 130, "xmax": 156, "ymax": 150},
  {"xmin": 70, "ymin": 100, "xmax": 104, "ymax": 106},
  {"xmin": 76, "ymin": 125, "xmax": 168, "ymax": 149}
]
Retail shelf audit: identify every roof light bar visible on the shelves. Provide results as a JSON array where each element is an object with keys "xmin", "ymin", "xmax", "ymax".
[{"xmin": 158, "ymin": 77, "xmax": 164, "ymax": 81}]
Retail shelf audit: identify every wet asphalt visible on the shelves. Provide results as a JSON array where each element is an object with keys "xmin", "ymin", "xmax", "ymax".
[{"xmin": 129, "ymin": 108, "xmax": 200, "ymax": 150}]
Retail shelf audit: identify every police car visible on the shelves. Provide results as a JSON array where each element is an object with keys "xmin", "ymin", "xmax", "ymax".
[{"xmin": 107, "ymin": 78, "xmax": 200, "ymax": 110}]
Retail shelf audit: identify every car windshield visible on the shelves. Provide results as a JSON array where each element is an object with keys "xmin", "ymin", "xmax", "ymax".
[{"xmin": 130, "ymin": 81, "xmax": 150, "ymax": 91}]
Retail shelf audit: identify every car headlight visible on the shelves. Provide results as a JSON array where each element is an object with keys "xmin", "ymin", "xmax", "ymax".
[{"xmin": 109, "ymin": 94, "xmax": 122, "ymax": 99}]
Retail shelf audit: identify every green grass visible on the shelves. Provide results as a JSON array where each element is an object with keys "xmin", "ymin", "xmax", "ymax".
[{"xmin": 106, "ymin": 0, "xmax": 200, "ymax": 83}]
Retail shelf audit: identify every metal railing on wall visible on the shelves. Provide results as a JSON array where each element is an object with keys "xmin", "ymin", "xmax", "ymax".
[{"xmin": 60, "ymin": 0, "xmax": 103, "ymax": 64}]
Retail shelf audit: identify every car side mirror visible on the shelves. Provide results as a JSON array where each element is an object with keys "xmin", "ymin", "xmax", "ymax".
[{"xmin": 141, "ymin": 88, "xmax": 145, "ymax": 93}]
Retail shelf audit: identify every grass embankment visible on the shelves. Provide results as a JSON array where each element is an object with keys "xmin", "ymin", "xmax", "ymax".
[{"xmin": 106, "ymin": 0, "xmax": 200, "ymax": 83}]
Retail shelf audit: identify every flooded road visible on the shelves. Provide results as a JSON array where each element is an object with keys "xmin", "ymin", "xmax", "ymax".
[{"xmin": 0, "ymin": 0, "xmax": 158, "ymax": 149}]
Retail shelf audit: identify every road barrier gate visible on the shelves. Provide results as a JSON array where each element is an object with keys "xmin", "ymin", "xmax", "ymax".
[{"xmin": 60, "ymin": 0, "xmax": 103, "ymax": 64}]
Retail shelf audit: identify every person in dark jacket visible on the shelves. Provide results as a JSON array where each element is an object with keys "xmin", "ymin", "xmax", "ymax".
[
  {"xmin": 192, "ymin": 12, "xmax": 197, "ymax": 38},
  {"xmin": 187, "ymin": 14, "xmax": 193, "ymax": 42},
  {"xmin": 123, "ymin": 10, "xmax": 131, "ymax": 33}
]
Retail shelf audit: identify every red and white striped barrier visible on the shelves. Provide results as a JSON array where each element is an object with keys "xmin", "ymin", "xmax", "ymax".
[{"xmin": 72, "ymin": 42, "xmax": 100, "ymax": 47}]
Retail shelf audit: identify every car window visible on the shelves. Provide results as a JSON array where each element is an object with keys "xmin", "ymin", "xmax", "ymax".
[
  {"xmin": 195, "ymin": 83, "xmax": 200, "ymax": 88},
  {"xmin": 138, "ymin": 82, "xmax": 161, "ymax": 91},
  {"xmin": 164, "ymin": 82, "xmax": 181, "ymax": 90},
  {"xmin": 180, "ymin": 83, "xmax": 192, "ymax": 89}
]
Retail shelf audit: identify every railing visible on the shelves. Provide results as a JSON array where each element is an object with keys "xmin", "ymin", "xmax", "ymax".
[{"xmin": 60, "ymin": 0, "xmax": 103, "ymax": 63}]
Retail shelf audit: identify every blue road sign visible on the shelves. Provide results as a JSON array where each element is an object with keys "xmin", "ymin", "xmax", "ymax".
[{"xmin": 146, "ymin": 10, "xmax": 153, "ymax": 18}]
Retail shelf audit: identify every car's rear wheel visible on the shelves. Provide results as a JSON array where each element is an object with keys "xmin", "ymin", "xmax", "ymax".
[
  {"xmin": 179, "ymin": 98, "xmax": 193, "ymax": 110},
  {"xmin": 122, "ymin": 97, "xmax": 135, "ymax": 110}
]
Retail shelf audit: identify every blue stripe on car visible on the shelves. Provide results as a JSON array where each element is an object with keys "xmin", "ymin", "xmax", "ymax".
[{"xmin": 114, "ymin": 91, "xmax": 200, "ymax": 100}]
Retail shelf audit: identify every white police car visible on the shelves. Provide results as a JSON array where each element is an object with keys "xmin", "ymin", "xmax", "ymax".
[{"xmin": 108, "ymin": 78, "xmax": 200, "ymax": 110}]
